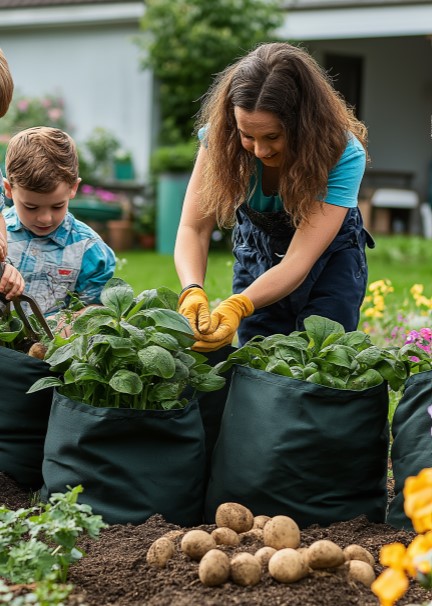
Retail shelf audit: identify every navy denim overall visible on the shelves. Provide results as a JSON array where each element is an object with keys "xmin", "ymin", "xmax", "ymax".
[{"xmin": 232, "ymin": 204, "xmax": 374, "ymax": 346}]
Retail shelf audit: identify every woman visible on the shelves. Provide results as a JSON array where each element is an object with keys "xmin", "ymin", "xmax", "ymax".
[{"xmin": 175, "ymin": 42, "xmax": 373, "ymax": 351}]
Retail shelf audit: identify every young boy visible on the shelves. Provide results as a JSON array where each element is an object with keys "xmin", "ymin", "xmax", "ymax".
[
  {"xmin": 0, "ymin": 47, "xmax": 25, "ymax": 300},
  {"xmin": 3, "ymin": 126, "xmax": 116, "ymax": 315}
]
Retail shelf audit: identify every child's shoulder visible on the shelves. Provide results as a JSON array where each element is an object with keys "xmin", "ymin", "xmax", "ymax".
[{"xmin": 66, "ymin": 211, "xmax": 104, "ymax": 241}]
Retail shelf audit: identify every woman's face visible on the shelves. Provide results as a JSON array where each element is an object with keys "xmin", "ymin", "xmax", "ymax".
[{"xmin": 234, "ymin": 107, "xmax": 286, "ymax": 167}]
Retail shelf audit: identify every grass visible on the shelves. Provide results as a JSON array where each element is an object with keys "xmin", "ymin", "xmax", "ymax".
[{"xmin": 115, "ymin": 235, "xmax": 432, "ymax": 306}]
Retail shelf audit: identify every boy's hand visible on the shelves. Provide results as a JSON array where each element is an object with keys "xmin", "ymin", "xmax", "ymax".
[
  {"xmin": 0, "ymin": 263, "xmax": 25, "ymax": 300},
  {"xmin": 0, "ymin": 232, "xmax": 7, "ymax": 262}
]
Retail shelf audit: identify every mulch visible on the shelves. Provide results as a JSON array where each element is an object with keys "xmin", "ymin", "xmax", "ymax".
[{"xmin": 1, "ymin": 471, "xmax": 432, "ymax": 606}]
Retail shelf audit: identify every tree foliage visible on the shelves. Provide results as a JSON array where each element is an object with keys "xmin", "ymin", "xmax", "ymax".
[{"xmin": 137, "ymin": 0, "xmax": 284, "ymax": 144}]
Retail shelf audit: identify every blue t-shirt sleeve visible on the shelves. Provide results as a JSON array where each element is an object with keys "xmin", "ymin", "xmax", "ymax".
[
  {"xmin": 74, "ymin": 239, "xmax": 116, "ymax": 305},
  {"xmin": 324, "ymin": 135, "xmax": 366, "ymax": 208}
]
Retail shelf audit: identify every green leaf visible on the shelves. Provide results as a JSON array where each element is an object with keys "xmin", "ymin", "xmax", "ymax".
[
  {"xmin": 27, "ymin": 376, "xmax": 64, "ymax": 393},
  {"xmin": 100, "ymin": 278, "xmax": 135, "ymax": 317},
  {"xmin": 63, "ymin": 363, "xmax": 107, "ymax": 385},
  {"xmin": 265, "ymin": 359, "xmax": 294, "ymax": 377},
  {"xmin": 72, "ymin": 308, "xmax": 117, "ymax": 335},
  {"xmin": 306, "ymin": 371, "xmax": 346, "ymax": 388},
  {"xmin": 138, "ymin": 345, "xmax": 176, "ymax": 378},
  {"xmin": 109, "ymin": 370, "xmax": 142, "ymax": 395},
  {"xmin": 346, "ymin": 369, "xmax": 383, "ymax": 390},
  {"xmin": 303, "ymin": 315, "xmax": 345, "ymax": 351}
]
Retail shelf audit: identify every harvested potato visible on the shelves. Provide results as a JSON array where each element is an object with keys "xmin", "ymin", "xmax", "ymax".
[
  {"xmin": 263, "ymin": 515, "xmax": 300, "ymax": 550},
  {"xmin": 241, "ymin": 528, "xmax": 264, "ymax": 542},
  {"xmin": 211, "ymin": 527, "xmax": 240, "ymax": 546},
  {"xmin": 181, "ymin": 530, "xmax": 216, "ymax": 561},
  {"xmin": 146, "ymin": 537, "xmax": 175, "ymax": 567},
  {"xmin": 253, "ymin": 515, "xmax": 271, "ymax": 529},
  {"xmin": 198, "ymin": 549, "xmax": 230, "ymax": 586},
  {"xmin": 306, "ymin": 540, "xmax": 345, "ymax": 569},
  {"xmin": 215, "ymin": 502, "xmax": 254, "ymax": 533},
  {"xmin": 347, "ymin": 559, "xmax": 376, "ymax": 586},
  {"xmin": 268, "ymin": 548, "xmax": 309, "ymax": 583},
  {"xmin": 343, "ymin": 544, "xmax": 375, "ymax": 567},
  {"xmin": 28, "ymin": 342, "xmax": 48, "ymax": 359},
  {"xmin": 230, "ymin": 552, "xmax": 262, "ymax": 586},
  {"xmin": 163, "ymin": 530, "xmax": 184, "ymax": 541},
  {"xmin": 255, "ymin": 546, "xmax": 276, "ymax": 567}
]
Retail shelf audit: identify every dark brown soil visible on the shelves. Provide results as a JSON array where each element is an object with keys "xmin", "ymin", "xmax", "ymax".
[{"xmin": 2, "ymin": 471, "xmax": 432, "ymax": 606}]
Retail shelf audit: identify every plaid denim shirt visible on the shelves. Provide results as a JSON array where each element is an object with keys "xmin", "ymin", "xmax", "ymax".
[{"xmin": 4, "ymin": 206, "xmax": 116, "ymax": 315}]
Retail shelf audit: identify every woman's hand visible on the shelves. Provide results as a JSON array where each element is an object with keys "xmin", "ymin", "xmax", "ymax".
[{"xmin": 192, "ymin": 294, "xmax": 254, "ymax": 351}]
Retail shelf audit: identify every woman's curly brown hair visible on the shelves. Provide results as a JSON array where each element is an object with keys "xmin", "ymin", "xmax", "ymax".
[
  {"xmin": 196, "ymin": 42, "xmax": 368, "ymax": 228},
  {"xmin": 0, "ymin": 48, "xmax": 14, "ymax": 118}
]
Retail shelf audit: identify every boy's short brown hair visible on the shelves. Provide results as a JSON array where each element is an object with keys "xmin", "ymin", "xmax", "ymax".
[
  {"xmin": 6, "ymin": 126, "xmax": 79, "ymax": 192},
  {"xmin": 0, "ymin": 48, "xmax": 14, "ymax": 118}
]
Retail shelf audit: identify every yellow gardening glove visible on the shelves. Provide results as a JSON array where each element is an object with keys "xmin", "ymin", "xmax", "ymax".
[
  {"xmin": 178, "ymin": 285, "xmax": 212, "ymax": 340},
  {"xmin": 192, "ymin": 294, "xmax": 254, "ymax": 351}
]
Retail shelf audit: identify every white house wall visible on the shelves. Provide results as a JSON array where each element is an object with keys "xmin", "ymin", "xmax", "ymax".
[
  {"xmin": 307, "ymin": 36, "xmax": 432, "ymax": 200},
  {"xmin": 0, "ymin": 23, "xmax": 153, "ymax": 181}
]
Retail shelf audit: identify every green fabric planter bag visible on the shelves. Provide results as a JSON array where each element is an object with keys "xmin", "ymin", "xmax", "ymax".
[
  {"xmin": 41, "ymin": 390, "xmax": 207, "ymax": 526},
  {"xmin": 387, "ymin": 370, "xmax": 432, "ymax": 530},
  {"xmin": 205, "ymin": 365, "xmax": 389, "ymax": 528},
  {"xmin": 0, "ymin": 346, "xmax": 53, "ymax": 490}
]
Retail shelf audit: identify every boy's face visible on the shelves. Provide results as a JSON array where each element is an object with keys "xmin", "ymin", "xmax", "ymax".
[{"xmin": 3, "ymin": 180, "xmax": 80, "ymax": 236}]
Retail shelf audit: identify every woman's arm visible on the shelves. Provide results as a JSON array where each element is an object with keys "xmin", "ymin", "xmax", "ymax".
[
  {"xmin": 174, "ymin": 146, "xmax": 217, "ymax": 288},
  {"xmin": 242, "ymin": 203, "xmax": 349, "ymax": 309}
]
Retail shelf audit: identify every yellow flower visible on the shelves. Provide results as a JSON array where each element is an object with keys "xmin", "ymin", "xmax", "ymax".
[
  {"xmin": 405, "ymin": 535, "xmax": 431, "ymax": 576},
  {"xmin": 411, "ymin": 284, "xmax": 424, "ymax": 296},
  {"xmin": 380, "ymin": 543, "xmax": 407, "ymax": 569},
  {"xmin": 371, "ymin": 567, "xmax": 409, "ymax": 606},
  {"xmin": 404, "ymin": 469, "xmax": 432, "ymax": 533}
]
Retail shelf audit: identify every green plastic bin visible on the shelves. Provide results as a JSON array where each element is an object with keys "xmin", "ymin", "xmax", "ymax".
[
  {"xmin": 156, "ymin": 172, "xmax": 190, "ymax": 254},
  {"xmin": 69, "ymin": 197, "xmax": 123, "ymax": 222}
]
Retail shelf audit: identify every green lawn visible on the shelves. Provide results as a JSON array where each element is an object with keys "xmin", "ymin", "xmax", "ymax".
[{"xmin": 115, "ymin": 235, "xmax": 432, "ymax": 305}]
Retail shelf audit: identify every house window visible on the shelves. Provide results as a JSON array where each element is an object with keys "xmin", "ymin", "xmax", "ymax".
[{"xmin": 324, "ymin": 54, "xmax": 364, "ymax": 119}]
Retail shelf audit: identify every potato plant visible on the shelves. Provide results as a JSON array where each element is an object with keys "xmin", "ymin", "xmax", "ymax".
[
  {"xmin": 216, "ymin": 315, "xmax": 432, "ymax": 390},
  {"xmin": 28, "ymin": 278, "xmax": 225, "ymax": 410}
]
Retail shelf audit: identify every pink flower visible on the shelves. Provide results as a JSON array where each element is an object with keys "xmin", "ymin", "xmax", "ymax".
[
  {"xmin": 17, "ymin": 99, "xmax": 29, "ymax": 112},
  {"xmin": 48, "ymin": 108, "xmax": 63, "ymax": 121}
]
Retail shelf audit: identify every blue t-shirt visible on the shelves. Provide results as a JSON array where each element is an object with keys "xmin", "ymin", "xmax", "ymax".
[
  {"xmin": 248, "ymin": 134, "xmax": 366, "ymax": 212},
  {"xmin": 198, "ymin": 127, "xmax": 365, "ymax": 212}
]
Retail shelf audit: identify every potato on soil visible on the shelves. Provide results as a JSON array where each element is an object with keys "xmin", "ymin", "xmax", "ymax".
[
  {"xmin": 263, "ymin": 515, "xmax": 300, "ymax": 550},
  {"xmin": 215, "ymin": 502, "xmax": 254, "ymax": 533},
  {"xmin": 146, "ymin": 537, "xmax": 175, "ymax": 567},
  {"xmin": 343, "ymin": 544, "xmax": 375, "ymax": 567},
  {"xmin": 181, "ymin": 530, "xmax": 216, "ymax": 561},
  {"xmin": 28, "ymin": 342, "xmax": 48, "ymax": 359},
  {"xmin": 230, "ymin": 552, "xmax": 262, "ymax": 586},
  {"xmin": 306, "ymin": 540, "xmax": 345, "ymax": 569},
  {"xmin": 198, "ymin": 549, "xmax": 230, "ymax": 586},
  {"xmin": 240, "ymin": 528, "xmax": 264, "ymax": 542},
  {"xmin": 255, "ymin": 546, "xmax": 276, "ymax": 567},
  {"xmin": 163, "ymin": 529, "xmax": 184, "ymax": 541},
  {"xmin": 268, "ymin": 548, "xmax": 309, "ymax": 583},
  {"xmin": 347, "ymin": 559, "xmax": 376, "ymax": 586},
  {"xmin": 253, "ymin": 515, "xmax": 271, "ymax": 529},
  {"xmin": 211, "ymin": 527, "xmax": 240, "ymax": 546}
]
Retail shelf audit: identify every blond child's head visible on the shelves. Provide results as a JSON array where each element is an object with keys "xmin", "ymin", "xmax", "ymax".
[
  {"xmin": 0, "ymin": 48, "xmax": 14, "ymax": 118},
  {"xmin": 4, "ymin": 127, "xmax": 80, "ymax": 236}
]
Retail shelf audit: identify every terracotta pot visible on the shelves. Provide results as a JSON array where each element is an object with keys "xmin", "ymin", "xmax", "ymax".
[
  {"xmin": 138, "ymin": 233, "xmax": 156, "ymax": 250},
  {"xmin": 107, "ymin": 219, "xmax": 135, "ymax": 251}
]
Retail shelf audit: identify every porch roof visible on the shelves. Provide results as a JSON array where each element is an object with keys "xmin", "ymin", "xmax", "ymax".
[{"xmin": 280, "ymin": 1, "xmax": 432, "ymax": 39}]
